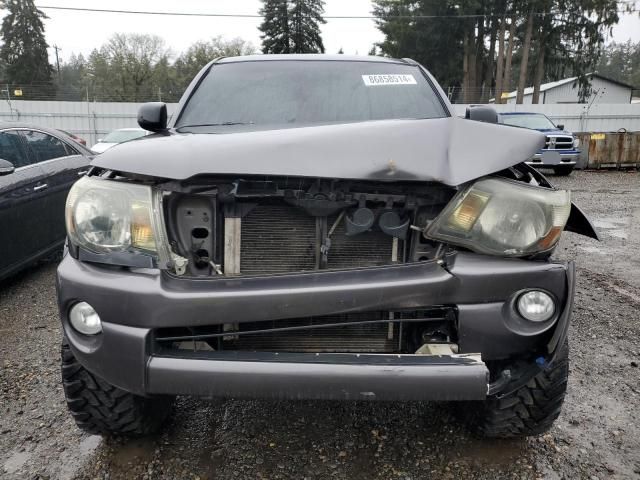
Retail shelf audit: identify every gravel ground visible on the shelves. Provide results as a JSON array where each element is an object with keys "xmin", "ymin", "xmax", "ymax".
[{"xmin": 1, "ymin": 170, "xmax": 639, "ymax": 480}]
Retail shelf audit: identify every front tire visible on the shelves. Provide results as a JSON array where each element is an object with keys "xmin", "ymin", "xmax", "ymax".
[
  {"xmin": 61, "ymin": 339, "xmax": 172, "ymax": 436},
  {"xmin": 469, "ymin": 342, "xmax": 569, "ymax": 438}
]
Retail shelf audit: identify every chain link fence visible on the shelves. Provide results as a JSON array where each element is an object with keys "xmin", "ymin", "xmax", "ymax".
[
  {"xmin": 0, "ymin": 83, "xmax": 184, "ymax": 103},
  {"xmin": 1, "ymin": 83, "xmax": 638, "ymax": 105}
]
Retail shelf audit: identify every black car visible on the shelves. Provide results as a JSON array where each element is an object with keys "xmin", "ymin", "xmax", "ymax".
[
  {"xmin": 56, "ymin": 55, "xmax": 598, "ymax": 438},
  {"xmin": 0, "ymin": 123, "xmax": 93, "ymax": 281}
]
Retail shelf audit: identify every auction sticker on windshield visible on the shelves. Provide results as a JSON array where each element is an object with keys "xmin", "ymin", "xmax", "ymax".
[{"xmin": 362, "ymin": 74, "xmax": 417, "ymax": 86}]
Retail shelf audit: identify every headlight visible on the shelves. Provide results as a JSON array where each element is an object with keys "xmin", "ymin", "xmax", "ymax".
[
  {"xmin": 65, "ymin": 177, "xmax": 169, "ymax": 261},
  {"xmin": 425, "ymin": 178, "xmax": 571, "ymax": 256},
  {"xmin": 573, "ymin": 138, "xmax": 580, "ymax": 149}
]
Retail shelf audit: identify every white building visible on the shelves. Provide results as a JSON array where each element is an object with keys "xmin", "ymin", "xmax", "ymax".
[{"xmin": 500, "ymin": 73, "xmax": 635, "ymax": 105}]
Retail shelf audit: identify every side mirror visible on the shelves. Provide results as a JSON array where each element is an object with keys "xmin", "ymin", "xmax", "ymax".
[
  {"xmin": 465, "ymin": 105, "xmax": 498, "ymax": 124},
  {"xmin": 556, "ymin": 124, "xmax": 565, "ymax": 131},
  {"xmin": 138, "ymin": 102, "xmax": 168, "ymax": 132},
  {"xmin": 0, "ymin": 158, "xmax": 15, "ymax": 176}
]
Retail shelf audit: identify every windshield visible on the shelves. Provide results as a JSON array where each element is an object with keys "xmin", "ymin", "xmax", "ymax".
[
  {"xmin": 175, "ymin": 60, "xmax": 448, "ymax": 132},
  {"xmin": 102, "ymin": 130, "xmax": 147, "ymax": 143},
  {"xmin": 500, "ymin": 114, "xmax": 557, "ymax": 130}
]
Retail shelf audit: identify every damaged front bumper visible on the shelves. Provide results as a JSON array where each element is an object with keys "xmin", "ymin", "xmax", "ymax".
[{"xmin": 56, "ymin": 251, "xmax": 574, "ymax": 401}]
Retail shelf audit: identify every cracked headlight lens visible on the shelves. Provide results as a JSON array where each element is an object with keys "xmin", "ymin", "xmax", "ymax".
[
  {"xmin": 65, "ymin": 176, "xmax": 160, "ymax": 254},
  {"xmin": 425, "ymin": 177, "xmax": 571, "ymax": 257}
]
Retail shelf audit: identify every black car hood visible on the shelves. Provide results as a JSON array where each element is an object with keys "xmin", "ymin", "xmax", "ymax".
[{"xmin": 92, "ymin": 117, "xmax": 544, "ymax": 186}]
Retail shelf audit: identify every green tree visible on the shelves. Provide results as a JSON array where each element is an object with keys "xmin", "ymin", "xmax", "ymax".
[
  {"xmin": 0, "ymin": 0, "xmax": 54, "ymax": 98},
  {"xmin": 595, "ymin": 41, "xmax": 640, "ymax": 89},
  {"xmin": 259, "ymin": 0, "xmax": 326, "ymax": 54},
  {"xmin": 289, "ymin": 0, "xmax": 326, "ymax": 53},
  {"xmin": 373, "ymin": 0, "xmax": 465, "ymax": 97},
  {"xmin": 174, "ymin": 36, "xmax": 256, "ymax": 89},
  {"xmin": 553, "ymin": 0, "xmax": 620, "ymax": 101},
  {"xmin": 56, "ymin": 53, "xmax": 88, "ymax": 101},
  {"xmin": 259, "ymin": 0, "xmax": 291, "ymax": 53},
  {"xmin": 374, "ymin": 0, "xmax": 621, "ymax": 104},
  {"xmin": 87, "ymin": 33, "xmax": 171, "ymax": 102}
]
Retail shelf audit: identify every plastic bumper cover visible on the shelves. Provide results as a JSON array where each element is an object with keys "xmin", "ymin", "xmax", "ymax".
[{"xmin": 56, "ymin": 252, "xmax": 573, "ymax": 400}]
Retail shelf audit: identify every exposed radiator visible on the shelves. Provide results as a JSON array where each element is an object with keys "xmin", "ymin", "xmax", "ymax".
[{"xmin": 239, "ymin": 203, "xmax": 395, "ymax": 275}]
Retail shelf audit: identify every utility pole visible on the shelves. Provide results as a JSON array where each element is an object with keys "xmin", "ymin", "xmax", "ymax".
[{"xmin": 53, "ymin": 45, "xmax": 62, "ymax": 81}]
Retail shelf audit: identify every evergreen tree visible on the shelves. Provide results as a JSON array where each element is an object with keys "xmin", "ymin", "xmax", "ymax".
[
  {"xmin": 289, "ymin": 0, "xmax": 326, "ymax": 53},
  {"xmin": 595, "ymin": 41, "xmax": 640, "ymax": 89},
  {"xmin": 174, "ymin": 36, "xmax": 256, "ymax": 92},
  {"xmin": 259, "ymin": 0, "xmax": 291, "ymax": 54},
  {"xmin": 373, "ymin": 0, "xmax": 464, "ymax": 91},
  {"xmin": 373, "ymin": 0, "xmax": 621, "ymax": 103},
  {"xmin": 0, "ymin": 0, "xmax": 54, "ymax": 96}
]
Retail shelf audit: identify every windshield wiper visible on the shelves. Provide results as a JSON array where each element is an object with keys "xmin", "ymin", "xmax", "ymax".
[{"xmin": 177, "ymin": 122, "xmax": 254, "ymax": 129}]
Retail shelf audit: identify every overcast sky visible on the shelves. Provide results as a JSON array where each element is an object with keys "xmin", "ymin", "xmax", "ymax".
[{"xmin": 16, "ymin": 0, "xmax": 640, "ymax": 63}]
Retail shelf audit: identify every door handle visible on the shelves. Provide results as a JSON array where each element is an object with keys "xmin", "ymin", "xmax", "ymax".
[
  {"xmin": 77, "ymin": 170, "xmax": 89, "ymax": 176},
  {"xmin": 33, "ymin": 183, "xmax": 48, "ymax": 191}
]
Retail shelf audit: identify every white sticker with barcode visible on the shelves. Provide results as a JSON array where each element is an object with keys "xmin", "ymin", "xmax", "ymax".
[{"xmin": 362, "ymin": 74, "xmax": 417, "ymax": 86}]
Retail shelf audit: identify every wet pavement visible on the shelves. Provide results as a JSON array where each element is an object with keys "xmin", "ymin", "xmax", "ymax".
[{"xmin": 1, "ymin": 170, "xmax": 639, "ymax": 480}]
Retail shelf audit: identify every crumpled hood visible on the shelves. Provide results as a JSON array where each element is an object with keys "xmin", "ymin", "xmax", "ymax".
[{"xmin": 91, "ymin": 117, "xmax": 545, "ymax": 186}]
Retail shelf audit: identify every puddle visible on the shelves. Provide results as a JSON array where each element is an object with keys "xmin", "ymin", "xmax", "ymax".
[
  {"xmin": 593, "ymin": 217, "xmax": 630, "ymax": 241},
  {"xmin": 56, "ymin": 435, "xmax": 102, "ymax": 480},
  {"xmin": 109, "ymin": 437, "xmax": 158, "ymax": 469},
  {"xmin": 593, "ymin": 217, "xmax": 630, "ymax": 230},
  {"xmin": 594, "ymin": 189, "xmax": 633, "ymax": 195},
  {"xmin": 608, "ymin": 229, "xmax": 629, "ymax": 240},
  {"xmin": 452, "ymin": 439, "xmax": 526, "ymax": 466},
  {"xmin": 2, "ymin": 450, "xmax": 31, "ymax": 474},
  {"xmin": 578, "ymin": 245, "xmax": 608, "ymax": 255},
  {"xmin": 79, "ymin": 435, "xmax": 102, "ymax": 454}
]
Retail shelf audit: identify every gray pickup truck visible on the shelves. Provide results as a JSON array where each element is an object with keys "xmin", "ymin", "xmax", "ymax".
[{"xmin": 57, "ymin": 55, "xmax": 598, "ymax": 438}]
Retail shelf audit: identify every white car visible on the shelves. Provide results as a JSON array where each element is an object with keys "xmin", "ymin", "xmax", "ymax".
[{"xmin": 91, "ymin": 128, "xmax": 149, "ymax": 153}]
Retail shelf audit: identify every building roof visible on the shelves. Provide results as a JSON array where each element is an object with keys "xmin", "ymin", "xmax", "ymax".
[{"xmin": 501, "ymin": 73, "xmax": 636, "ymax": 100}]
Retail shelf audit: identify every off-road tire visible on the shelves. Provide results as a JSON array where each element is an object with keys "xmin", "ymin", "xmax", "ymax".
[
  {"xmin": 61, "ymin": 339, "xmax": 172, "ymax": 436},
  {"xmin": 470, "ymin": 342, "xmax": 569, "ymax": 438},
  {"xmin": 553, "ymin": 165, "xmax": 574, "ymax": 176}
]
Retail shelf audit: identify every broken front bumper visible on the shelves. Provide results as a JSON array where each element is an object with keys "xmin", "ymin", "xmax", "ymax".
[{"xmin": 56, "ymin": 252, "xmax": 574, "ymax": 401}]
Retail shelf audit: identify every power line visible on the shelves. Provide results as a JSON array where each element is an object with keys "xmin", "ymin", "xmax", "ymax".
[{"xmin": 35, "ymin": 4, "xmax": 640, "ymax": 20}]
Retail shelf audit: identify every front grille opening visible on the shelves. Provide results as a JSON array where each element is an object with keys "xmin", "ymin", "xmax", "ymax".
[
  {"xmin": 544, "ymin": 136, "xmax": 574, "ymax": 150},
  {"xmin": 164, "ymin": 177, "xmax": 455, "ymax": 278},
  {"xmin": 153, "ymin": 308, "xmax": 457, "ymax": 356}
]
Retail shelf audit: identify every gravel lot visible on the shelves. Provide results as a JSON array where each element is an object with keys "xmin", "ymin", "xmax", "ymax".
[{"xmin": 1, "ymin": 170, "xmax": 639, "ymax": 480}]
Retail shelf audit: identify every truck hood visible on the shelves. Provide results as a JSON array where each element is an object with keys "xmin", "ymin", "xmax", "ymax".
[{"xmin": 91, "ymin": 117, "xmax": 545, "ymax": 187}]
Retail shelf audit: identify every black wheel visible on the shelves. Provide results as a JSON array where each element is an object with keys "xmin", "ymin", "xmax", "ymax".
[
  {"xmin": 61, "ymin": 339, "xmax": 172, "ymax": 436},
  {"xmin": 468, "ymin": 342, "xmax": 569, "ymax": 438},
  {"xmin": 553, "ymin": 165, "xmax": 574, "ymax": 176}
]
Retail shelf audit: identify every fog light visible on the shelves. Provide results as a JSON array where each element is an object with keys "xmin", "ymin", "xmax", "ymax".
[
  {"xmin": 69, "ymin": 302, "xmax": 102, "ymax": 335},
  {"xmin": 517, "ymin": 291, "xmax": 555, "ymax": 322}
]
